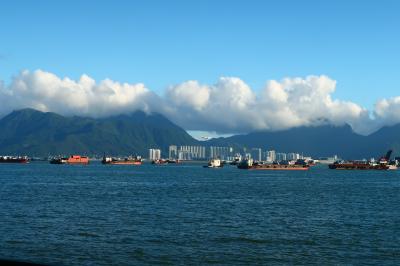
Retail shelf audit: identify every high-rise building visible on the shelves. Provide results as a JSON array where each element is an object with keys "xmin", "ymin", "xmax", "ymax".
[
  {"xmin": 276, "ymin": 152, "xmax": 287, "ymax": 162},
  {"xmin": 266, "ymin": 150, "xmax": 276, "ymax": 162},
  {"xmin": 287, "ymin": 153, "xmax": 300, "ymax": 160},
  {"xmin": 169, "ymin": 145, "xmax": 178, "ymax": 159},
  {"xmin": 176, "ymin": 146, "xmax": 206, "ymax": 160},
  {"xmin": 149, "ymin": 149, "xmax": 161, "ymax": 160},
  {"xmin": 209, "ymin": 146, "xmax": 233, "ymax": 160},
  {"xmin": 250, "ymin": 148, "xmax": 262, "ymax": 162}
]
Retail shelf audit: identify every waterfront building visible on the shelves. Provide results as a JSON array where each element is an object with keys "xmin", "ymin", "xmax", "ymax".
[
  {"xmin": 169, "ymin": 145, "xmax": 178, "ymax": 159},
  {"xmin": 178, "ymin": 150, "xmax": 191, "ymax": 160},
  {"xmin": 149, "ymin": 149, "xmax": 161, "ymax": 160},
  {"xmin": 250, "ymin": 148, "xmax": 262, "ymax": 162},
  {"xmin": 287, "ymin": 153, "xmax": 300, "ymax": 160},
  {"xmin": 318, "ymin": 155, "xmax": 338, "ymax": 164},
  {"xmin": 209, "ymin": 146, "xmax": 233, "ymax": 160},
  {"xmin": 168, "ymin": 145, "xmax": 206, "ymax": 160},
  {"xmin": 179, "ymin": 145, "xmax": 206, "ymax": 160},
  {"xmin": 266, "ymin": 150, "xmax": 276, "ymax": 162},
  {"xmin": 276, "ymin": 152, "xmax": 287, "ymax": 162}
]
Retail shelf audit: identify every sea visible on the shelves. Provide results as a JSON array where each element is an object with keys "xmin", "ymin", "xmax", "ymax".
[{"xmin": 0, "ymin": 162, "xmax": 399, "ymax": 265}]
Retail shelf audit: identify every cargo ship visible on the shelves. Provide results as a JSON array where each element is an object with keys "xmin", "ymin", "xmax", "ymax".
[
  {"xmin": 50, "ymin": 155, "xmax": 89, "ymax": 165},
  {"xmin": 152, "ymin": 159, "xmax": 182, "ymax": 165},
  {"xmin": 237, "ymin": 158, "xmax": 309, "ymax": 170},
  {"xmin": 0, "ymin": 156, "xmax": 29, "ymax": 163},
  {"xmin": 329, "ymin": 150, "xmax": 397, "ymax": 170},
  {"xmin": 102, "ymin": 155, "xmax": 142, "ymax": 165}
]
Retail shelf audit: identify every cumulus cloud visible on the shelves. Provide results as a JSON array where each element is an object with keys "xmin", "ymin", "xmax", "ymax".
[
  {"xmin": 259, "ymin": 76, "xmax": 370, "ymax": 131},
  {"xmin": 0, "ymin": 69, "xmax": 162, "ymax": 118},
  {"xmin": 165, "ymin": 75, "xmax": 371, "ymax": 134},
  {"xmin": 374, "ymin": 97, "xmax": 400, "ymax": 127},
  {"xmin": 0, "ymin": 69, "xmax": 399, "ymax": 135},
  {"xmin": 166, "ymin": 80, "xmax": 210, "ymax": 111}
]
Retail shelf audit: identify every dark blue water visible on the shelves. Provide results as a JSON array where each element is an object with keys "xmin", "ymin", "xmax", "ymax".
[{"xmin": 0, "ymin": 162, "xmax": 399, "ymax": 265}]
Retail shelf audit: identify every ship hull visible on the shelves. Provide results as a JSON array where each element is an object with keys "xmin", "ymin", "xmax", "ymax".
[
  {"xmin": 238, "ymin": 164, "xmax": 309, "ymax": 170},
  {"xmin": 0, "ymin": 158, "xmax": 29, "ymax": 163},
  {"xmin": 329, "ymin": 165, "xmax": 394, "ymax": 170},
  {"xmin": 103, "ymin": 161, "xmax": 142, "ymax": 165},
  {"xmin": 51, "ymin": 161, "xmax": 89, "ymax": 165},
  {"xmin": 250, "ymin": 167, "xmax": 309, "ymax": 170},
  {"xmin": 50, "ymin": 160, "xmax": 66, "ymax": 164}
]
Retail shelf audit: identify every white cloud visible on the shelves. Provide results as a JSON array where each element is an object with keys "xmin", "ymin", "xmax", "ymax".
[
  {"xmin": 166, "ymin": 75, "xmax": 370, "ymax": 134},
  {"xmin": 166, "ymin": 80, "xmax": 210, "ymax": 111},
  {"xmin": 374, "ymin": 97, "xmax": 400, "ymax": 127},
  {"xmin": 1, "ymin": 69, "xmax": 400, "ymax": 135},
  {"xmin": 0, "ymin": 69, "xmax": 161, "ymax": 118}
]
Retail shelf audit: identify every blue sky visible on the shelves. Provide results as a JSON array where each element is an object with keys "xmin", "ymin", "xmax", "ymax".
[{"xmin": 0, "ymin": 0, "xmax": 399, "ymax": 111}]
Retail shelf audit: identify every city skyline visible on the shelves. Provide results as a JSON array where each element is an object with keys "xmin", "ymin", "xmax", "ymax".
[{"xmin": 164, "ymin": 144, "xmax": 316, "ymax": 162}]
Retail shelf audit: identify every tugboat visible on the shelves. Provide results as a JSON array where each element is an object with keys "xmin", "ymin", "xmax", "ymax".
[
  {"xmin": 0, "ymin": 155, "xmax": 29, "ymax": 163},
  {"xmin": 102, "ymin": 155, "xmax": 142, "ymax": 165},
  {"xmin": 238, "ymin": 158, "xmax": 309, "ymax": 170},
  {"xmin": 204, "ymin": 158, "xmax": 223, "ymax": 168},
  {"xmin": 229, "ymin": 155, "xmax": 242, "ymax": 166},
  {"xmin": 329, "ymin": 150, "xmax": 397, "ymax": 170},
  {"xmin": 50, "ymin": 155, "xmax": 89, "ymax": 165}
]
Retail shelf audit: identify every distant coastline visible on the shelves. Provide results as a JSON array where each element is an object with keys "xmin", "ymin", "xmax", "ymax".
[{"xmin": 0, "ymin": 108, "xmax": 399, "ymax": 159}]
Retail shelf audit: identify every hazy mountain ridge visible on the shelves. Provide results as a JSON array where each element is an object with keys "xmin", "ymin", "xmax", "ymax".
[{"xmin": 208, "ymin": 124, "xmax": 400, "ymax": 159}]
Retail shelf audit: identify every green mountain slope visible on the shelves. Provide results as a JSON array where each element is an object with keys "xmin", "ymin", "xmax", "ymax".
[{"xmin": 0, "ymin": 109, "xmax": 198, "ymax": 157}]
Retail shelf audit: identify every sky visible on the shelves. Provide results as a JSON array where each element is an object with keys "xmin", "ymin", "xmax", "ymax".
[{"xmin": 1, "ymin": 0, "xmax": 400, "ymax": 138}]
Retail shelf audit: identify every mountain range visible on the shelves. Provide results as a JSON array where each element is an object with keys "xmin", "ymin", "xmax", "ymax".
[
  {"xmin": 0, "ymin": 108, "xmax": 197, "ymax": 157},
  {"xmin": 208, "ymin": 124, "xmax": 400, "ymax": 159},
  {"xmin": 0, "ymin": 108, "xmax": 400, "ymax": 159}
]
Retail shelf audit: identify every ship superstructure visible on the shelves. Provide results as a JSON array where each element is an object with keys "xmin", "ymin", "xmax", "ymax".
[
  {"xmin": 237, "ymin": 158, "xmax": 310, "ymax": 170},
  {"xmin": 102, "ymin": 155, "xmax": 142, "ymax": 165},
  {"xmin": 0, "ymin": 156, "xmax": 29, "ymax": 163}
]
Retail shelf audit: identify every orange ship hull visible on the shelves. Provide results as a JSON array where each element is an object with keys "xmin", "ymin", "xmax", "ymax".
[{"xmin": 66, "ymin": 155, "xmax": 89, "ymax": 164}]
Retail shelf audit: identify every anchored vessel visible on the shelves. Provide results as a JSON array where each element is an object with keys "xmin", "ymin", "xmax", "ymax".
[
  {"xmin": 152, "ymin": 159, "xmax": 169, "ymax": 165},
  {"xmin": 165, "ymin": 159, "xmax": 180, "ymax": 164},
  {"xmin": 50, "ymin": 155, "xmax": 89, "ymax": 165},
  {"xmin": 238, "ymin": 158, "xmax": 310, "ymax": 170},
  {"xmin": 204, "ymin": 158, "xmax": 223, "ymax": 168},
  {"xmin": 0, "ymin": 156, "xmax": 29, "ymax": 163},
  {"xmin": 102, "ymin": 155, "xmax": 142, "ymax": 165},
  {"xmin": 329, "ymin": 150, "xmax": 397, "ymax": 170}
]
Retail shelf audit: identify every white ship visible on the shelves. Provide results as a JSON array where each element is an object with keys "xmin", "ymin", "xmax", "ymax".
[{"xmin": 204, "ymin": 158, "xmax": 223, "ymax": 168}]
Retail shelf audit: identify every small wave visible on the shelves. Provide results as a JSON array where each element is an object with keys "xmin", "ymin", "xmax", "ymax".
[
  {"xmin": 77, "ymin": 232, "xmax": 100, "ymax": 238},
  {"xmin": 214, "ymin": 236, "xmax": 270, "ymax": 244},
  {"xmin": 129, "ymin": 248, "xmax": 145, "ymax": 260},
  {"xmin": 5, "ymin": 239, "xmax": 27, "ymax": 245}
]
